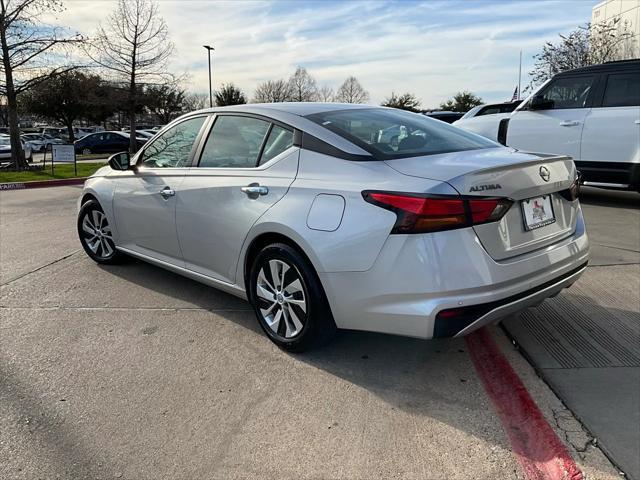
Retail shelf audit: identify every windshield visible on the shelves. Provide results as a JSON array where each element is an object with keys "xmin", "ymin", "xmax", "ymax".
[{"xmin": 306, "ymin": 108, "xmax": 498, "ymax": 160}]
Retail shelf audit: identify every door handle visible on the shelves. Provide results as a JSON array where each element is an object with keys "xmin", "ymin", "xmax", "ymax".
[
  {"xmin": 559, "ymin": 120, "xmax": 580, "ymax": 127},
  {"xmin": 241, "ymin": 183, "xmax": 269, "ymax": 198},
  {"xmin": 159, "ymin": 187, "xmax": 175, "ymax": 198}
]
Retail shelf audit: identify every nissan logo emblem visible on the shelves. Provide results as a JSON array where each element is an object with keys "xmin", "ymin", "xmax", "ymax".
[{"xmin": 539, "ymin": 166, "xmax": 550, "ymax": 182}]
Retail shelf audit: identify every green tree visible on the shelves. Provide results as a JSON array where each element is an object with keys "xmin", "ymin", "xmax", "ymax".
[
  {"xmin": 439, "ymin": 91, "xmax": 483, "ymax": 112},
  {"xmin": 214, "ymin": 83, "xmax": 247, "ymax": 106},
  {"xmin": 382, "ymin": 92, "xmax": 421, "ymax": 112},
  {"xmin": 20, "ymin": 71, "xmax": 112, "ymax": 142},
  {"xmin": 145, "ymin": 84, "xmax": 185, "ymax": 124}
]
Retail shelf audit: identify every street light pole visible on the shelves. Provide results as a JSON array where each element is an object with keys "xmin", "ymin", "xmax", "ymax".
[{"xmin": 203, "ymin": 45, "xmax": 214, "ymax": 107}]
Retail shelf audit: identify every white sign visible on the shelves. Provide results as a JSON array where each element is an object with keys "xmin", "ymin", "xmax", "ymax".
[{"xmin": 52, "ymin": 144, "xmax": 75, "ymax": 163}]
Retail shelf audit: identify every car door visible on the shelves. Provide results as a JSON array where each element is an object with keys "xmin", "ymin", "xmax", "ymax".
[
  {"xmin": 579, "ymin": 71, "xmax": 640, "ymax": 185},
  {"xmin": 176, "ymin": 114, "xmax": 299, "ymax": 284},
  {"xmin": 113, "ymin": 116, "xmax": 208, "ymax": 265},
  {"xmin": 507, "ymin": 75, "xmax": 596, "ymax": 159}
]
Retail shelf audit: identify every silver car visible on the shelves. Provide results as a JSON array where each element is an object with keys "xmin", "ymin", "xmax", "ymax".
[{"xmin": 77, "ymin": 103, "xmax": 589, "ymax": 351}]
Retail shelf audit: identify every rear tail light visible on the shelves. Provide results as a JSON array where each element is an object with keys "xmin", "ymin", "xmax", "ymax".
[
  {"xmin": 559, "ymin": 171, "xmax": 582, "ymax": 201},
  {"xmin": 558, "ymin": 172, "xmax": 582, "ymax": 202},
  {"xmin": 363, "ymin": 191, "xmax": 513, "ymax": 234}
]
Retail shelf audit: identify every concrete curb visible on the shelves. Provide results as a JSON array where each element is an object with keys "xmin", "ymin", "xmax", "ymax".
[{"xmin": 0, "ymin": 177, "xmax": 87, "ymax": 191}]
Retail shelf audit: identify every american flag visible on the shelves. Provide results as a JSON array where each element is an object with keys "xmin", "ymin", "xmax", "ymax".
[{"xmin": 511, "ymin": 86, "xmax": 519, "ymax": 101}]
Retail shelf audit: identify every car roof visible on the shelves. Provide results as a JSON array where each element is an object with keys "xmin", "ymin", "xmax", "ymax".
[
  {"xmin": 556, "ymin": 59, "xmax": 640, "ymax": 77},
  {"xmin": 196, "ymin": 102, "xmax": 377, "ymax": 117}
]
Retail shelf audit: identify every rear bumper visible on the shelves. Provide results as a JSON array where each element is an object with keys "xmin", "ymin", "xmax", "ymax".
[
  {"xmin": 319, "ymin": 207, "xmax": 589, "ymax": 339},
  {"xmin": 435, "ymin": 261, "xmax": 587, "ymax": 338}
]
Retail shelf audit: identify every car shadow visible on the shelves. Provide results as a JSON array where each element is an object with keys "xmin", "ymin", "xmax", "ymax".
[{"xmin": 101, "ymin": 257, "xmax": 512, "ymax": 451}]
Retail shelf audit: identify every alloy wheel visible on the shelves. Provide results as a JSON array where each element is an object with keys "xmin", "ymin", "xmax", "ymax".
[
  {"xmin": 256, "ymin": 259, "xmax": 308, "ymax": 339},
  {"xmin": 80, "ymin": 209, "xmax": 115, "ymax": 260}
]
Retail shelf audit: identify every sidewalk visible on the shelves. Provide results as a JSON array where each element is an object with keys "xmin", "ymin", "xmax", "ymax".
[{"xmin": 504, "ymin": 188, "xmax": 640, "ymax": 479}]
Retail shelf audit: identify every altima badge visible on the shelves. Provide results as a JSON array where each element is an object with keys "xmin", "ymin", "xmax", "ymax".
[
  {"xmin": 470, "ymin": 184, "xmax": 502, "ymax": 192},
  {"xmin": 539, "ymin": 166, "xmax": 551, "ymax": 182}
]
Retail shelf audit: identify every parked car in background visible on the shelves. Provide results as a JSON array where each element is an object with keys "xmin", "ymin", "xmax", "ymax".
[
  {"xmin": 458, "ymin": 101, "xmax": 522, "ymax": 121},
  {"xmin": 453, "ymin": 101, "xmax": 523, "ymax": 140},
  {"xmin": 21, "ymin": 133, "xmax": 64, "ymax": 152},
  {"xmin": 77, "ymin": 103, "xmax": 588, "ymax": 351},
  {"xmin": 423, "ymin": 111, "xmax": 465, "ymax": 123},
  {"xmin": 455, "ymin": 60, "xmax": 640, "ymax": 191},
  {"xmin": 74, "ymin": 131, "xmax": 147, "ymax": 155},
  {"xmin": 0, "ymin": 135, "xmax": 33, "ymax": 163},
  {"xmin": 41, "ymin": 127, "xmax": 68, "ymax": 140}
]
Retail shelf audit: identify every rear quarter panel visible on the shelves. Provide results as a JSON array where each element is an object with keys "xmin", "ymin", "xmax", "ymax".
[{"xmin": 236, "ymin": 150, "xmax": 458, "ymax": 286}]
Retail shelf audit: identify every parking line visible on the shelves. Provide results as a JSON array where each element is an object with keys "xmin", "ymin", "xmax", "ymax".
[{"xmin": 466, "ymin": 328, "xmax": 583, "ymax": 480}]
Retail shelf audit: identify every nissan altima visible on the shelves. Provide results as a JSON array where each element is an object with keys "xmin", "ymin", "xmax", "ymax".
[{"xmin": 77, "ymin": 103, "xmax": 589, "ymax": 351}]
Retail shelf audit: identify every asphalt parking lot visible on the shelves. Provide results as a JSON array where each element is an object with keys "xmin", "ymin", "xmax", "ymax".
[{"xmin": 0, "ymin": 185, "xmax": 637, "ymax": 480}]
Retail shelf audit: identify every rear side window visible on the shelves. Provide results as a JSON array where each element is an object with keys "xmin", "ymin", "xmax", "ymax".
[
  {"xmin": 259, "ymin": 125, "xmax": 294, "ymax": 165},
  {"xmin": 537, "ymin": 76, "xmax": 594, "ymax": 109},
  {"xmin": 306, "ymin": 108, "xmax": 497, "ymax": 160},
  {"xmin": 199, "ymin": 116, "xmax": 270, "ymax": 168},
  {"xmin": 602, "ymin": 73, "xmax": 640, "ymax": 107}
]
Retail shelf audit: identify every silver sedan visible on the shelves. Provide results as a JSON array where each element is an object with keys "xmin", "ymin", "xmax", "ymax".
[{"xmin": 77, "ymin": 103, "xmax": 589, "ymax": 351}]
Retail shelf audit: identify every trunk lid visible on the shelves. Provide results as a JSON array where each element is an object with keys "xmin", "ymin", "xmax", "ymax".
[{"xmin": 385, "ymin": 147, "xmax": 579, "ymax": 260}]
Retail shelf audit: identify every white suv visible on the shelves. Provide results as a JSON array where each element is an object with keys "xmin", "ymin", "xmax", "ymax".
[{"xmin": 456, "ymin": 60, "xmax": 640, "ymax": 191}]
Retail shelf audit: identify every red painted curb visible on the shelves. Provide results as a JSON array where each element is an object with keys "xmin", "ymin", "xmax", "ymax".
[
  {"xmin": 466, "ymin": 329, "xmax": 583, "ymax": 480},
  {"xmin": 0, "ymin": 177, "xmax": 87, "ymax": 191}
]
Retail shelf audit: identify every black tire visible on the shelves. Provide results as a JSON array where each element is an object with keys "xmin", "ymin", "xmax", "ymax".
[
  {"xmin": 77, "ymin": 199, "xmax": 124, "ymax": 264},
  {"xmin": 248, "ymin": 243, "xmax": 336, "ymax": 352}
]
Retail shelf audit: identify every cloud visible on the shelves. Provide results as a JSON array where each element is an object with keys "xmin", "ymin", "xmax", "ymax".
[{"xmin": 45, "ymin": 0, "xmax": 593, "ymax": 106}]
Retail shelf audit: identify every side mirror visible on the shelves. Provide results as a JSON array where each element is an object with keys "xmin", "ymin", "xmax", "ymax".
[
  {"xmin": 529, "ymin": 94, "xmax": 553, "ymax": 111},
  {"xmin": 108, "ymin": 151, "xmax": 131, "ymax": 171}
]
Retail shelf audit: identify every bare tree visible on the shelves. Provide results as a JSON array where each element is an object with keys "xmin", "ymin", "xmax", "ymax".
[
  {"xmin": 183, "ymin": 92, "xmax": 209, "ymax": 112},
  {"xmin": 529, "ymin": 18, "xmax": 636, "ymax": 88},
  {"xmin": 317, "ymin": 85, "xmax": 334, "ymax": 102},
  {"xmin": 86, "ymin": 0, "xmax": 174, "ymax": 153},
  {"xmin": 335, "ymin": 76, "xmax": 369, "ymax": 104},
  {"xmin": 0, "ymin": 0, "xmax": 82, "ymax": 170},
  {"xmin": 252, "ymin": 79, "xmax": 292, "ymax": 103},
  {"xmin": 287, "ymin": 66, "xmax": 318, "ymax": 102}
]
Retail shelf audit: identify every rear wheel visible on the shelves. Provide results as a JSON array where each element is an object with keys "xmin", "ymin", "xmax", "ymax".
[
  {"xmin": 249, "ymin": 243, "xmax": 336, "ymax": 352},
  {"xmin": 77, "ymin": 199, "xmax": 124, "ymax": 264}
]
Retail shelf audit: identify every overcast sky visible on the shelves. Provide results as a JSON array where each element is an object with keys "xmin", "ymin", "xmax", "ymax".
[{"xmin": 49, "ymin": 0, "xmax": 596, "ymax": 107}]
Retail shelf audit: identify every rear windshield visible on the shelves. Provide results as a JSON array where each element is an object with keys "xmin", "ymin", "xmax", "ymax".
[{"xmin": 306, "ymin": 108, "xmax": 498, "ymax": 159}]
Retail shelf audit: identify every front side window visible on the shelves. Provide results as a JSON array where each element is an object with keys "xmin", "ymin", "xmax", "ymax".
[
  {"xmin": 306, "ymin": 108, "xmax": 498, "ymax": 159},
  {"xmin": 140, "ymin": 116, "xmax": 206, "ymax": 168},
  {"xmin": 602, "ymin": 72, "xmax": 640, "ymax": 107},
  {"xmin": 199, "ymin": 116, "xmax": 270, "ymax": 168},
  {"xmin": 537, "ymin": 76, "xmax": 594, "ymax": 110}
]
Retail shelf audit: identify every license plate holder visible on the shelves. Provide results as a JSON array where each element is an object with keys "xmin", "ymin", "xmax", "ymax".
[{"xmin": 521, "ymin": 195, "xmax": 556, "ymax": 231}]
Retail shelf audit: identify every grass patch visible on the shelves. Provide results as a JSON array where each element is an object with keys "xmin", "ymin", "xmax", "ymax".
[{"xmin": 0, "ymin": 163, "xmax": 107, "ymax": 183}]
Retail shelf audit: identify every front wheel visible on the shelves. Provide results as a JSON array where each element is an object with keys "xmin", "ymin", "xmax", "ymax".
[
  {"xmin": 249, "ymin": 243, "xmax": 336, "ymax": 352},
  {"xmin": 77, "ymin": 199, "xmax": 124, "ymax": 264}
]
